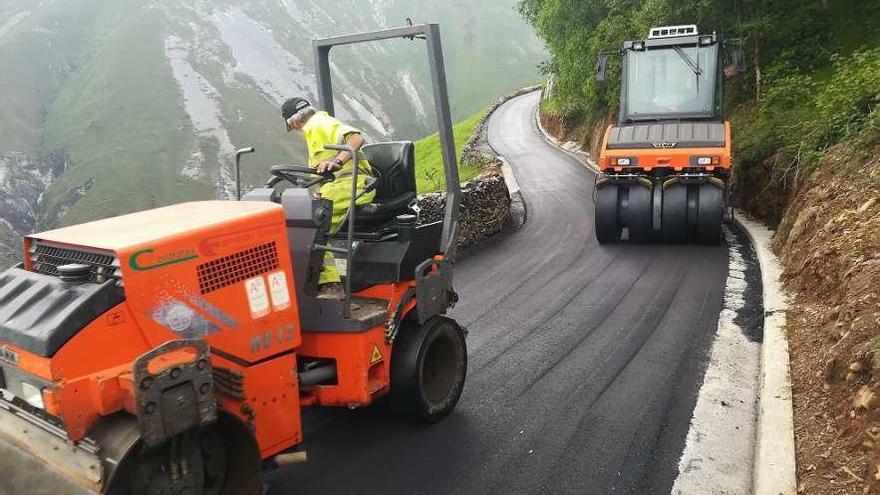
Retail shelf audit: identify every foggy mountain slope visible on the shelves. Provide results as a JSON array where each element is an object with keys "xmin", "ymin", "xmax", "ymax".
[{"xmin": 0, "ymin": 0, "xmax": 543, "ymax": 266}]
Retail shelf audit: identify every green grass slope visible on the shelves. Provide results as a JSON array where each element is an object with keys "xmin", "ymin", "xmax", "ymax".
[
  {"xmin": 413, "ymin": 110, "xmax": 486, "ymax": 193},
  {"xmin": 0, "ymin": 0, "xmax": 103, "ymax": 152}
]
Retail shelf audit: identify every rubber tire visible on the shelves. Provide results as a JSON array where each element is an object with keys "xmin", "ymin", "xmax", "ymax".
[
  {"xmin": 391, "ymin": 316, "xmax": 467, "ymax": 422},
  {"xmin": 624, "ymin": 185, "xmax": 654, "ymax": 243},
  {"xmin": 696, "ymin": 184, "xmax": 723, "ymax": 244},
  {"xmin": 595, "ymin": 185, "xmax": 622, "ymax": 243},
  {"xmin": 661, "ymin": 184, "xmax": 688, "ymax": 243}
]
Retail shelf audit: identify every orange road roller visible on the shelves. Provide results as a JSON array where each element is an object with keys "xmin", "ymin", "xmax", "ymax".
[
  {"xmin": 0, "ymin": 23, "xmax": 466, "ymax": 495},
  {"xmin": 593, "ymin": 25, "xmax": 746, "ymax": 244}
]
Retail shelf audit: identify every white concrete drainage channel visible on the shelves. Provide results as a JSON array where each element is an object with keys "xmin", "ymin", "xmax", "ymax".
[
  {"xmin": 672, "ymin": 217, "xmax": 797, "ymax": 495},
  {"xmin": 531, "ymin": 96, "xmax": 797, "ymax": 494},
  {"xmin": 672, "ymin": 225, "xmax": 761, "ymax": 494},
  {"xmin": 675, "ymin": 214, "xmax": 796, "ymax": 495}
]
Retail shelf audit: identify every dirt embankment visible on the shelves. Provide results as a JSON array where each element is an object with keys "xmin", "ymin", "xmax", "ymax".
[
  {"xmin": 538, "ymin": 106, "xmax": 613, "ymax": 159},
  {"xmin": 771, "ymin": 148, "xmax": 880, "ymax": 494},
  {"xmin": 731, "ymin": 157, "xmax": 793, "ymax": 227}
]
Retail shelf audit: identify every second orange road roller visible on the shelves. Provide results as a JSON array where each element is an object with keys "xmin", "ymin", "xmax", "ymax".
[{"xmin": 593, "ymin": 25, "xmax": 746, "ymax": 244}]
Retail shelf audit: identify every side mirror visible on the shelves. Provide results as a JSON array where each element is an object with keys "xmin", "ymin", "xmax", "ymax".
[
  {"xmin": 595, "ymin": 54, "xmax": 609, "ymax": 84},
  {"xmin": 732, "ymin": 45, "xmax": 747, "ymax": 73},
  {"xmin": 725, "ymin": 39, "xmax": 747, "ymax": 74}
]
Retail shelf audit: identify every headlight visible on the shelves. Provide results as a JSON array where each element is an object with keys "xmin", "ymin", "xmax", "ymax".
[
  {"xmin": 694, "ymin": 156, "xmax": 722, "ymax": 166},
  {"xmin": 20, "ymin": 382, "xmax": 44, "ymax": 409}
]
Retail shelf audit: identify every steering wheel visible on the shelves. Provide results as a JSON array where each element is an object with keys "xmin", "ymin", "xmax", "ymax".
[{"xmin": 267, "ymin": 164, "xmax": 335, "ymax": 188}]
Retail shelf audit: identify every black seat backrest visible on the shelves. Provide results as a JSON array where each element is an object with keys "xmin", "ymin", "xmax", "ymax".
[{"xmin": 361, "ymin": 141, "xmax": 416, "ymax": 201}]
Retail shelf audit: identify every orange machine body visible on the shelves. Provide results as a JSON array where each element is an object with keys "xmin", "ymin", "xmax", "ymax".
[
  {"xmin": 298, "ymin": 280, "xmax": 416, "ymax": 408},
  {"xmin": 4, "ymin": 200, "xmax": 408, "ymax": 460},
  {"xmin": 598, "ymin": 121, "xmax": 732, "ymax": 173}
]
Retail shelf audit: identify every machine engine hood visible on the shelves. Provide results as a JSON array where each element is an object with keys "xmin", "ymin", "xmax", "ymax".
[{"xmin": 607, "ymin": 121, "xmax": 726, "ymax": 149}]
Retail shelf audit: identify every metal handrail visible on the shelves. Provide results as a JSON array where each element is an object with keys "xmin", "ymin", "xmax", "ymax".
[{"xmin": 325, "ymin": 143, "xmax": 359, "ymax": 319}]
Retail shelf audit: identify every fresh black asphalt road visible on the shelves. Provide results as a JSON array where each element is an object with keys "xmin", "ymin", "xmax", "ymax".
[{"xmin": 269, "ymin": 91, "xmax": 729, "ymax": 494}]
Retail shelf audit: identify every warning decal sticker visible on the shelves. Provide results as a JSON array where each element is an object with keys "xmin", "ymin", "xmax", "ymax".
[
  {"xmin": 267, "ymin": 271, "xmax": 291, "ymax": 311},
  {"xmin": 244, "ymin": 276, "xmax": 270, "ymax": 319},
  {"xmin": 370, "ymin": 344, "xmax": 383, "ymax": 364}
]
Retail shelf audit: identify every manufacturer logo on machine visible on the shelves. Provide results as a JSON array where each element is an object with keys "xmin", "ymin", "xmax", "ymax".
[
  {"xmin": 129, "ymin": 248, "xmax": 199, "ymax": 271},
  {"xmin": 0, "ymin": 346, "xmax": 19, "ymax": 365},
  {"xmin": 651, "ymin": 141, "xmax": 678, "ymax": 149}
]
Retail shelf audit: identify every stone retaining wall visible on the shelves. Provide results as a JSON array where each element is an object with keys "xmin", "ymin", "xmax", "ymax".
[
  {"xmin": 418, "ymin": 86, "xmax": 540, "ymax": 249},
  {"xmin": 416, "ymin": 167, "xmax": 511, "ymax": 249},
  {"xmin": 415, "ymin": 86, "xmax": 540, "ymax": 250}
]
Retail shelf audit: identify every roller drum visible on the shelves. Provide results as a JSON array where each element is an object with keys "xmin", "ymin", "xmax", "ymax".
[{"xmin": 695, "ymin": 184, "xmax": 724, "ymax": 244}]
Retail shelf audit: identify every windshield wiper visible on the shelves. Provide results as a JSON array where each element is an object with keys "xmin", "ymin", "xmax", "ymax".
[{"xmin": 673, "ymin": 46, "xmax": 702, "ymax": 76}]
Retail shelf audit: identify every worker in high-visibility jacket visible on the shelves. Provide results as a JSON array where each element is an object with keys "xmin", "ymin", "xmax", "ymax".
[{"xmin": 282, "ymin": 97, "xmax": 376, "ymax": 297}]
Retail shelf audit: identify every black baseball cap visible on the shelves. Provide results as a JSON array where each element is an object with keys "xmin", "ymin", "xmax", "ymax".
[{"xmin": 282, "ymin": 97, "xmax": 311, "ymax": 131}]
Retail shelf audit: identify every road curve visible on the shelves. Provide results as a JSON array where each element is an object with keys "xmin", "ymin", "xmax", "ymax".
[{"xmin": 269, "ymin": 91, "xmax": 729, "ymax": 494}]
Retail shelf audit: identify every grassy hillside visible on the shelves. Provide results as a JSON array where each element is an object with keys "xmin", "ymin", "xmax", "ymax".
[
  {"xmin": 40, "ymin": 1, "xmax": 212, "ymax": 226},
  {"xmin": 413, "ymin": 110, "xmax": 486, "ymax": 193}
]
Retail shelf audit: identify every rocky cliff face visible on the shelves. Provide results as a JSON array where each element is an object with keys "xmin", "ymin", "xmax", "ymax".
[
  {"xmin": 0, "ymin": 0, "xmax": 543, "ymax": 268},
  {"xmin": 771, "ymin": 150, "xmax": 880, "ymax": 495},
  {"xmin": 0, "ymin": 151, "xmax": 70, "ymax": 267}
]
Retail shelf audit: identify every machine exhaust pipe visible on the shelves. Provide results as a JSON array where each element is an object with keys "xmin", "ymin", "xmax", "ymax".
[{"xmin": 234, "ymin": 147, "xmax": 256, "ymax": 200}]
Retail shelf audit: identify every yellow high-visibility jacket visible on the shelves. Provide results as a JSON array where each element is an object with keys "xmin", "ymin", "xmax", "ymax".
[{"xmin": 302, "ymin": 111, "xmax": 376, "ymax": 284}]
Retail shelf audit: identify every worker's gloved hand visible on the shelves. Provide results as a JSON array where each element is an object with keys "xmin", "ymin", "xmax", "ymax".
[{"xmin": 316, "ymin": 161, "xmax": 341, "ymax": 174}]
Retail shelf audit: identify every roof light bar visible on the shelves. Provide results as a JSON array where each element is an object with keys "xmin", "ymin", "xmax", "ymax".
[{"xmin": 648, "ymin": 25, "xmax": 698, "ymax": 39}]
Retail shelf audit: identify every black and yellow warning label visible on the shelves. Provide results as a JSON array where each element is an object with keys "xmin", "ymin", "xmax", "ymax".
[{"xmin": 370, "ymin": 344, "xmax": 383, "ymax": 364}]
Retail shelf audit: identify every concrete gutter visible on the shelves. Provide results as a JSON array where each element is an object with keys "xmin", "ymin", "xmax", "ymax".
[{"xmin": 733, "ymin": 212, "xmax": 797, "ymax": 495}]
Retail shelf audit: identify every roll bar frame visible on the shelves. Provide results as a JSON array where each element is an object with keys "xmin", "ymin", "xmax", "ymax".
[{"xmin": 312, "ymin": 23, "xmax": 461, "ymax": 261}]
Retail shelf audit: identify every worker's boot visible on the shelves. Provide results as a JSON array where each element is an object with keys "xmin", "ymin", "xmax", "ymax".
[{"xmin": 317, "ymin": 282, "xmax": 345, "ymax": 299}]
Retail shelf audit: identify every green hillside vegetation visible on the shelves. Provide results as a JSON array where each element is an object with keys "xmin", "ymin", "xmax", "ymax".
[
  {"xmin": 519, "ymin": 0, "xmax": 880, "ymax": 217},
  {"xmin": 413, "ymin": 110, "xmax": 486, "ymax": 193},
  {"xmin": 41, "ymin": 4, "xmax": 213, "ymax": 226}
]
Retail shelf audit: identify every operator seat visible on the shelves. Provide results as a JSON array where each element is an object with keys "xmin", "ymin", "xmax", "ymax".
[{"xmin": 353, "ymin": 141, "xmax": 417, "ymax": 225}]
